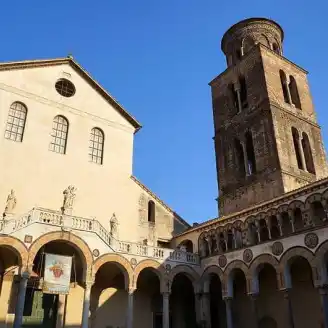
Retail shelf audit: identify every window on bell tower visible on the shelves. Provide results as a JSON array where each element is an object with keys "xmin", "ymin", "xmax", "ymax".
[
  {"xmin": 289, "ymin": 76, "xmax": 302, "ymax": 109},
  {"xmin": 245, "ymin": 131, "xmax": 256, "ymax": 175},
  {"xmin": 239, "ymin": 76, "xmax": 248, "ymax": 109},
  {"xmin": 291, "ymin": 127, "xmax": 303, "ymax": 170},
  {"xmin": 301, "ymin": 132, "xmax": 315, "ymax": 174}
]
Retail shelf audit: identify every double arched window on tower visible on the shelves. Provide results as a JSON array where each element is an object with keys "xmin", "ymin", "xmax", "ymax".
[
  {"xmin": 229, "ymin": 76, "xmax": 248, "ymax": 114},
  {"xmin": 279, "ymin": 70, "xmax": 302, "ymax": 109},
  {"xmin": 291, "ymin": 127, "xmax": 315, "ymax": 174},
  {"xmin": 234, "ymin": 131, "xmax": 257, "ymax": 177}
]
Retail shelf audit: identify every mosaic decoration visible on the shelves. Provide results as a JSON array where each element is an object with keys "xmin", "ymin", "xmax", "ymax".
[
  {"xmin": 304, "ymin": 232, "xmax": 319, "ymax": 249},
  {"xmin": 243, "ymin": 249, "xmax": 253, "ymax": 263},
  {"xmin": 218, "ymin": 255, "xmax": 227, "ymax": 268},
  {"xmin": 24, "ymin": 235, "xmax": 33, "ymax": 243},
  {"xmin": 92, "ymin": 249, "xmax": 100, "ymax": 257},
  {"xmin": 272, "ymin": 241, "xmax": 284, "ymax": 256},
  {"xmin": 130, "ymin": 258, "xmax": 137, "ymax": 268}
]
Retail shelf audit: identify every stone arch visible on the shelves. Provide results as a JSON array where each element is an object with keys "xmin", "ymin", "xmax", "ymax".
[
  {"xmin": 232, "ymin": 220, "xmax": 243, "ymax": 229},
  {"xmin": 134, "ymin": 259, "xmax": 165, "ymax": 290},
  {"xmin": 201, "ymin": 265, "xmax": 224, "ymax": 284},
  {"xmin": 288, "ymin": 200, "xmax": 305, "ymax": 211},
  {"xmin": 314, "ymin": 240, "xmax": 328, "ymax": 284},
  {"xmin": 223, "ymin": 260, "xmax": 250, "ymax": 297},
  {"xmin": 277, "ymin": 204, "xmax": 289, "ymax": 215},
  {"xmin": 279, "ymin": 246, "xmax": 318, "ymax": 288},
  {"xmin": 28, "ymin": 231, "xmax": 93, "ymax": 280},
  {"xmin": 93, "ymin": 253, "xmax": 133, "ymax": 290},
  {"xmin": 266, "ymin": 208, "xmax": 278, "ymax": 217},
  {"xmin": 249, "ymin": 254, "xmax": 281, "ymax": 292},
  {"xmin": 0, "ymin": 236, "xmax": 28, "ymax": 272},
  {"xmin": 322, "ymin": 188, "xmax": 328, "ymax": 202},
  {"xmin": 168, "ymin": 265, "xmax": 200, "ymax": 292},
  {"xmin": 243, "ymin": 215, "xmax": 256, "ymax": 230},
  {"xmin": 304, "ymin": 193, "xmax": 323, "ymax": 211}
]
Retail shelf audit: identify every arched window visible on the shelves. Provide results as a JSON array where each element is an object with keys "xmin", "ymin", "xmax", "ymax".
[
  {"xmin": 219, "ymin": 233, "xmax": 226, "ymax": 252},
  {"xmin": 236, "ymin": 49, "xmax": 242, "ymax": 61},
  {"xmin": 245, "ymin": 131, "xmax": 256, "ymax": 175},
  {"xmin": 281, "ymin": 212, "xmax": 292, "ymax": 235},
  {"xmin": 279, "ymin": 70, "xmax": 290, "ymax": 104},
  {"xmin": 148, "ymin": 200, "xmax": 155, "ymax": 223},
  {"xmin": 234, "ymin": 138, "xmax": 245, "ymax": 176},
  {"xmin": 293, "ymin": 208, "xmax": 303, "ymax": 231},
  {"xmin": 89, "ymin": 128, "xmax": 104, "ymax": 165},
  {"xmin": 49, "ymin": 115, "xmax": 69, "ymax": 154},
  {"xmin": 291, "ymin": 127, "xmax": 303, "ymax": 170},
  {"xmin": 229, "ymin": 83, "xmax": 239, "ymax": 113},
  {"xmin": 270, "ymin": 215, "xmax": 280, "ymax": 239},
  {"xmin": 311, "ymin": 201, "xmax": 326, "ymax": 225},
  {"xmin": 227, "ymin": 230, "xmax": 234, "ymax": 250},
  {"xmin": 301, "ymin": 132, "xmax": 315, "ymax": 174},
  {"xmin": 259, "ymin": 219, "xmax": 269, "ymax": 242},
  {"xmin": 5, "ymin": 102, "xmax": 27, "ymax": 142},
  {"xmin": 239, "ymin": 76, "xmax": 248, "ymax": 109},
  {"xmin": 272, "ymin": 43, "xmax": 280, "ymax": 54},
  {"xmin": 289, "ymin": 76, "xmax": 302, "ymax": 109}
]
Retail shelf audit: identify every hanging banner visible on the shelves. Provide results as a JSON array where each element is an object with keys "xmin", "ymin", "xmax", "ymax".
[{"xmin": 43, "ymin": 253, "xmax": 72, "ymax": 295}]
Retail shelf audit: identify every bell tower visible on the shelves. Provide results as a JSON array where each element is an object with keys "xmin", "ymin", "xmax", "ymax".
[{"xmin": 210, "ymin": 18, "xmax": 328, "ymax": 216}]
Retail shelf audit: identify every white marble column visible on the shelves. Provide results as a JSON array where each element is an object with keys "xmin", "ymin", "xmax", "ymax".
[
  {"xmin": 162, "ymin": 292, "xmax": 170, "ymax": 328},
  {"xmin": 241, "ymin": 141, "xmax": 250, "ymax": 176},
  {"xmin": 297, "ymin": 136, "xmax": 307, "ymax": 171},
  {"xmin": 13, "ymin": 271, "xmax": 30, "ymax": 328},
  {"xmin": 126, "ymin": 288, "xmax": 135, "ymax": 328},
  {"xmin": 81, "ymin": 281, "xmax": 93, "ymax": 328}
]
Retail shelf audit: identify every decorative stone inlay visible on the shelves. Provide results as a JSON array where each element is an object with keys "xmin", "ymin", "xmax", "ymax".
[
  {"xmin": 24, "ymin": 235, "xmax": 33, "ymax": 243},
  {"xmin": 304, "ymin": 233, "xmax": 319, "ymax": 249},
  {"xmin": 165, "ymin": 264, "xmax": 171, "ymax": 274},
  {"xmin": 218, "ymin": 255, "xmax": 227, "ymax": 268},
  {"xmin": 243, "ymin": 249, "xmax": 253, "ymax": 263},
  {"xmin": 130, "ymin": 258, "xmax": 137, "ymax": 268},
  {"xmin": 272, "ymin": 241, "xmax": 284, "ymax": 256},
  {"xmin": 92, "ymin": 249, "xmax": 100, "ymax": 257}
]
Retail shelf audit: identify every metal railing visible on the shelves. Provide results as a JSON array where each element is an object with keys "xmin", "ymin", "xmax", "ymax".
[{"xmin": 0, "ymin": 207, "xmax": 199, "ymax": 265}]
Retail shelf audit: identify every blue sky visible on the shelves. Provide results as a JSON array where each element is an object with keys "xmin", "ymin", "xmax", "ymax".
[{"xmin": 2, "ymin": 1, "xmax": 327, "ymax": 224}]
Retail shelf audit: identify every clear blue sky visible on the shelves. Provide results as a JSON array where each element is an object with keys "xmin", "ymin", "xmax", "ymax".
[{"xmin": 2, "ymin": 1, "xmax": 327, "ymax": 224}]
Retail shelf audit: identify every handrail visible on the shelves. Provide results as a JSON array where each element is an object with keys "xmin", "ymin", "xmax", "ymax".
[{"xmin": 0, "ymin": 207, "xmax": 199, "ymax": 265}]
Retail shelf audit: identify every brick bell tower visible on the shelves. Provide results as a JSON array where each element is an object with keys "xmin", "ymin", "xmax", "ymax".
[{"xmin": 210, "ymin": 18, "xmax": 328, "ymax": 216}]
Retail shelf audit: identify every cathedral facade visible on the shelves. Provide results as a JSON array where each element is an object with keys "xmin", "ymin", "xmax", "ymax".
[{"xmin": 0, "ymin": 17, "xmax": 327, "ymax": 328}]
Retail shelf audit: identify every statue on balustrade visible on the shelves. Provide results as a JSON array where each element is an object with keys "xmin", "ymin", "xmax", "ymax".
[
  {"xmin": 4, "ymin": 189, "xmax": 17, "ymax": 216},
  {"xmin": 109, "ymin": 213, "xmax": 119, "ymax": 239},
  {"xmin": 62, "ymin": 185, "xmax": 77, "ymax": 214}
]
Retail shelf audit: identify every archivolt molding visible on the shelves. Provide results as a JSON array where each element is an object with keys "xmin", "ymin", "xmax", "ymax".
[
  {"xmin": 200, "ymin": 265, "xmax": 224, "ymax": 284},
  {"xmin": 223, "ymin": 260, "xmax": 250, "ymax": 296},
  {"xmin": 93, "ymin": 253, "xmax": 133, "ymax": 290},
  {"xmin": 0, "ymin": 235, "xmax": 28, "ymax": 272},
  {"xmin": 168, "ymin": 264, "xmax": 200, "ymax": 288},
  {"xmin": 304, "ymin": 193, "xmax": 323, "ymax": 210},
  {"xmin": 134, "ymin": 259, "xmax": 165, "ymax": 284},
  {"xmin": 28, "ymin": 231, "xmax": 93, "ymax": 279}
]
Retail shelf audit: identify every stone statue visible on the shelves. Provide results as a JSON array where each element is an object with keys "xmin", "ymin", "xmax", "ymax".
[
  {"xmin": 4, "ymin": 189, "xmax": 17, "ymax": 215},
  {"xmin": 62, "ymin": 185, "xmax": 77, "ymax": 214},
  {"xmin": 109, "ymin": 213, "xmax": 118, "ymax": 239}
]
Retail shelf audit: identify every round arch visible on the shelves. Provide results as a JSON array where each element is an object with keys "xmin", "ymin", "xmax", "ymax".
[
  {"xmin": 93, "ymin": 253, "xmax": 133, "ymax": 290},
  {"xmin": 134, "ymin": 259, "xmax": 165, "ymax": 290},
  {"xmin": 28, "ymin": 231, "xmax": 93, "ymax": 280},
  {"xmin": 200, "ymin": 265, "xmax": 224, "ymax": 294},
  {"xmin": 279, "ymin": 246, "xmax": 318, "ymax": 288},
  {"xmin": 314, "ymin": 240, "xmax": 328, "ymax": 284},
  {"xmin": 168, "ymin": 265, "xmax": 200, "ymax": 292},
  {"xmin": 223, "ymin": 260, "xmax": 250, "ymax": 297},
  {"xmin": 0, "ymin": 235, "xmax": 28, "ymax": 272},
  {"xmin": 249, "ymin": 254, "xmax": 281, "ymax": 292}
]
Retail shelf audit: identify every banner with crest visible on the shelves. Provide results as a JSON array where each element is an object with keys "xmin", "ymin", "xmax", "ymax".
[{"xmin": 43, "ymin": 253, "xmax": 72, "ymax": 295}]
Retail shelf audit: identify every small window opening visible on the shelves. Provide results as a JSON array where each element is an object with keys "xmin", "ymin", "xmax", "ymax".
[
  {"xmin": 291, "ymin": 127, "xmax": 303, "ymax": 170},
  {"xmin": 289, "ymin": 76, "xmax": 302, "ymax": 109},
  {"xmin": 279, "ymin": 70, "xmax": 290, "ymax": 104},
  {"xmin": 234, "ymin": 138, "xmax": 246, "ymax": 176},
  {"xmin": 301, "ymin": 132, "xmax": 315, "ymax": 174},
  {"xmin": 245, "ymin": 131, "xmax": 256, "ymax": 175},
  {"xmin": 148, "ymin": 200, "xmax": 155, "ymax": 223},
  {"xmin": 239, "ymin": 76, "xmax": 248, "ymax": 109}
]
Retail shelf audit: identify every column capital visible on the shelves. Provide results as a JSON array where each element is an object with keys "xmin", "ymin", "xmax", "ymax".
[
  {"xmin": 21, "ymin": 271, "xmax": 30, "ymax": 280},
  {"xmin": 223, "ymin": 296, "xmax": 233, "ymax": 302},
  {"xmin": 161, "ymin": 291, "xmax": 170, "ymax": 298},
  {"xmin": 318, "ymin": 285, "xmax": 328, "ymax": 295},
  {"xmin": 84, "ymin": 280, "xmax": 94, "ymax": 289},
  {"xmin": 248, "ymin": 292, "xmax": 259, "ymax": 300},
  {"xmin": 280, "ymin": 288, "xmax": 291, "ymax": 299},
  {"xmin": 127, "ymin": 286, "xmax": 136, "ymax": 295}
]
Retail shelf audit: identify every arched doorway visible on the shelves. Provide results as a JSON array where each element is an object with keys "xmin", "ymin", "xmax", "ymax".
[
  {"xmin": 170, "ymin": 273, "xmax": 196, "ymax": 328},
  {"xmin": 91, "ymin": 261, "xmax": 129, "ymax": 328},
  {"xmin": 288, "ymin": 256, "xmax": 321, "ymax": 328},
  {"xmin": 24, "ymin": 239, "xmax": 87, "ymax": 328},
  {"xmin": 209, "ymin": 273, "xmax": 226, "ymax": 328},
  {"xmin": 135, "ymin": 268, "xmax": 162, "ymax": 328},
  {"xmin": 256, "ymin": 264, "xmax": 282, "ymax": 327},
  {"xmin": 229, "ymin": 269, "xmax": 252, "ymax": 328}
]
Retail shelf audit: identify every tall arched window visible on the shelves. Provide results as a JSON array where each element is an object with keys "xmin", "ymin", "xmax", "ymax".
[
  {"xmin": 291, "ymin": 127, "xmax": 303, "ymax": 170},
  {"xmin": 148, "ymin": 200, "xmax": 155, "ymax": 223},
  {"xmin": 5, "ymin": 102, "xmax": 27, "ymax": 142},
  {"xmin": 272, "ymin": 43, "xmax": 280, "ymax": 54},
  {"xmin": 289, "ymin": 76, "xmax": 302, "ymax": 109},
  {"xmin": 239, "ymin": 76, "xmax": 248, "ymax": 109},
  {"xmin": 301, "ymin": 132, "xmax": 315, "ymax": 174},
  {"xmin": 89, "ymin": 128, "xmax": 104, "ymax": 165},
  {"xmin": 234, "ymin": 138, "xmax": 245, "ymax": 176},
  {"xmin": 245, "ymin": 131, "xmax": 256, "ymax": 174},
  {"xmin": 229, "ymin": 83, "xmax": 239, "ymax": 113},
  {"xmin": 49, "ymin": 115, "xmax": 69, "ymax": 154},
  {"xmin": 279, "ymin": 70, "xmax": 290, "ymax": 104}
]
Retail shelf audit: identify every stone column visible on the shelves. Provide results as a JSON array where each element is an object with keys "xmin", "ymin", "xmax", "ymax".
[
  {"xmin": 201, "ymin": 292, "xmax": 211, "ymax": 328},
  {"xmin": 162, "ymin": 292, "xmax": 170, "ymax": 328},
  {"xmin": 319, "ymin": 286, "xmax": 328, "ymax": 328},
  {"xmin": 287, "ymin": 210, "xmax": 295, "ymax": 233},
  {"xmin": 126, "ymin": 288, "xmax": 135, "ymax": 328},
  {"xmin": 277, "ymin": 214, "xmax": 283, "ymax": 236},
  {"xmin": 297, "ymin": 137, "xmax": 307, "ymax": 171},
  {"xmin": 81, "ymin": 281, "xmax": 93, "ymax": 328},
  {"xmin": 241, "ymin": 142, "xmax": 250, "ymax": 176},
  {"xmin": 235, "ymin": 87, "xmax": 242, "ymax": 113},
  {"xmin": 224, "ymin": 297, "xmax": 233, "ymax": 328},
  {"xmin": 249, "ymin": 293, "xmax": 259, "ymax": 328},
  {"xmin": 265, "ymin": 218, "xmax": 272, "ymax": 240},
  {"xmin": 281, "ymin": 289, "xmax": 295, "ymax": 328},
  {"xmin": 13, "ymin": 271, "xmax": 30, "ymax": 328},
  {"xmin": 56, "ymin": 294, "xmax": 66, "ymax": 328}
]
